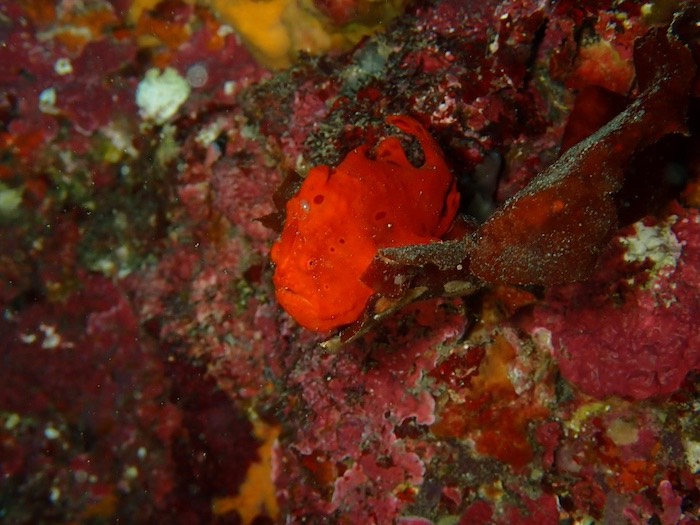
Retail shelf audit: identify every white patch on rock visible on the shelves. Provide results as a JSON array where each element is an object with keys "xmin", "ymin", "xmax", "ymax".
[
  {"xmin": 620, "ymin": 218, "xmax": 682, "ymax": 276},
  {"xmin": 136, "ymin": 68, "xmax": 191, "ymax": 125}
]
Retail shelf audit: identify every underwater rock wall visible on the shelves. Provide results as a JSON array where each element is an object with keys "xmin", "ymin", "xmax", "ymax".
[{"xmin": 1, "ymin": 0, "xmax": 699, "ymax": 523}]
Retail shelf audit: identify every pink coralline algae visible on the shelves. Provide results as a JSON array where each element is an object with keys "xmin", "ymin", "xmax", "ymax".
[
  {"xmin": 0, "ymin": 276, "xmax": 260, "ymax": 522},
  {"xmin": 533, "ymin": 207, "xmax": 700, "ymax": 399},
  {"xmin": 135, "ymin": 107, "xmax": 285, "ymax": 407},
  {"xmin": 273, "ymin": 300, "xmax": 467, "ymax": 523},
  {"xmin": 457, "ymin": 492, "xmax": 560, "ymax": 525},
  {"xmin": 0, "ymin": 8, "xmax": 137, "ymax": 155}
]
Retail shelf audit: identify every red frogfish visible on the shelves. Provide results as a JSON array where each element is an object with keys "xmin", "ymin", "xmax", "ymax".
[{"xmin": 271, "ymin": 115, "xmax": 460, "ymax": 332}]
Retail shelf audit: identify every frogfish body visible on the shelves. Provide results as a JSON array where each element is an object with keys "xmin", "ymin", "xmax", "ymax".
[{"xmin": 271, "ymin": 115, "xmax": 459, "ymax": 332}]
